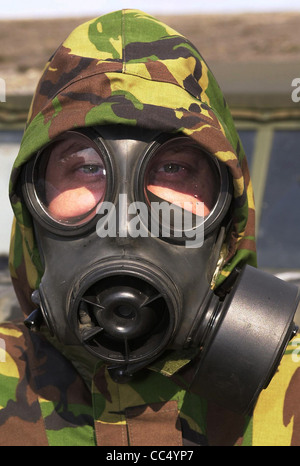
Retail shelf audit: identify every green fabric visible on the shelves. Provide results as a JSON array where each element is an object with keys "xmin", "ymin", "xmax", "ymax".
[{"xmin": 1, "ymin": 322, "xmax": 299, "ymax": 445}]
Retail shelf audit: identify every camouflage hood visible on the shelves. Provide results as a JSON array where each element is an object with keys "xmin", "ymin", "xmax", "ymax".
[{"xmin": 9, "ymin": 9, "xmax": 256, "ymax": 316}]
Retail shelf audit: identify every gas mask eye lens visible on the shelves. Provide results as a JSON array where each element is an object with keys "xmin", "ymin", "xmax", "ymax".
[
  {"xmin": 144, "ymin": 140, "xmax": 220, "ymax": 217},
  {"xmin": 34, "ymin": 135, "xmax": 107, "ymax": 226}
]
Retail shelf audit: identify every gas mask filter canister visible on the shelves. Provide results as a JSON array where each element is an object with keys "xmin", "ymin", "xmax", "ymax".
[{"xmin": 22, "ymin": 127, "xmax": 299, "ymax": 414}]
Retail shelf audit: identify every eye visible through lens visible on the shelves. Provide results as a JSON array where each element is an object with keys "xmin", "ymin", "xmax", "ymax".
[
  {"xmin": 145, "ymin": 141, "xmax": 220, "ymax": 216},
  {"xmin": 35, "ymin": 136, "xmax": 107, "ymax": 225}
]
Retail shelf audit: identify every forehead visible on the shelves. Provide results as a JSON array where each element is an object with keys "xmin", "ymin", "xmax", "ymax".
[
  {"xmin": 41, "ymin": 133, "xmax": 103, "ymax": 166},
  {"xmin": 38, "ymin": 130, "xmax": 212, "ymax": 169},
  {"xmin": 154, "ymin": 141, "xmax": 208, "ymax": 158}
]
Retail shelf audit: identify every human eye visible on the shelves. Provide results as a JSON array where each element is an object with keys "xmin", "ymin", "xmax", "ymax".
[
  {"xmin": 42, "ymin": 141, "xmax": 108, "ymax": 224},
  {"xmin": 61, "ymin": 147, "xmax": 105, "ymax": 181},
  {"xmin": 77, "ymin": 163, "xmax": 106, "ymax": 177},
  {"xmin": 144, "ymin": 141, "xmax": 221, "ymax": 216},
  {"xmin": 150, "ymin": 156, "xmax": 193, "ymax": 185},
  {"xmin": 157, "ymin": 162, "xmax": 187, "ymax": 175}
]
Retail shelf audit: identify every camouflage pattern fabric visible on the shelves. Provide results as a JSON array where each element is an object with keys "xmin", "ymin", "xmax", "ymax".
[
  {"xmin": 2, "ymin": 9, "xmax": 299, "ymax": 446},
  {"xmin": 0, "ymin": 321, "xmax": 300, "ymax": 445}
]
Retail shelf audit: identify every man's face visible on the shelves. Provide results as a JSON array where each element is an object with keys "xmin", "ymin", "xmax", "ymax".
[{"xmin": 42, "ymin": 135, "xmax": 219, "ymax": 224}]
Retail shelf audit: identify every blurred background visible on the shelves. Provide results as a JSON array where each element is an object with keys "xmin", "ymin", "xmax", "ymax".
[{"xmin": 1, "ymin": 0, "xmax": 300, "ymax": 321}]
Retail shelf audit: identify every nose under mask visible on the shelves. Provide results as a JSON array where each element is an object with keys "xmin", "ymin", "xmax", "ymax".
[{"xmin": 22, "ymin": 126, "xmax": 299, "ymax": 415}]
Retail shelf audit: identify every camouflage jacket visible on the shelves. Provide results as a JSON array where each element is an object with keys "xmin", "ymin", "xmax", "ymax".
[
  {"xmin": 3, "ymin": 10, "xmax": 300, "ymax": 446},
  {"xmin": 0, "ymin": 320, "xmax": 300, "ymax": 446}
]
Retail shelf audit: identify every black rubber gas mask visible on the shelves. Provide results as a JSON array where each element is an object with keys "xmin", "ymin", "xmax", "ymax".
[{"xmin": 22, "ymin": 126, "xmax": 299, "ymax": 414}]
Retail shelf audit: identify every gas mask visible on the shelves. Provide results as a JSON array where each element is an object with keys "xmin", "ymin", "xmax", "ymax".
[{"xmin": 22, "ymin": 126, "xmax": 299, "ymax": 415}]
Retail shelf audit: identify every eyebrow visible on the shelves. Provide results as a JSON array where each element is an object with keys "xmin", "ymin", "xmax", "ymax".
[
  {"xmin": 55, "ymin": 142, "xmax": 84, "ymax": 159},
  {"xmin": 51, "ymin": 141, "xmax": 97, "ymax": 163},
  {"xmin": 157, "ymin": 147, "xmax": 205, "ymax": 162}
]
